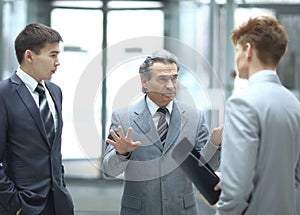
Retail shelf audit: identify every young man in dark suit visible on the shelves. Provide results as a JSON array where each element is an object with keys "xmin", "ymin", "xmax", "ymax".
[{"xmin": 0, "ymin": 23, "xmax": 74, "ymax": 215}]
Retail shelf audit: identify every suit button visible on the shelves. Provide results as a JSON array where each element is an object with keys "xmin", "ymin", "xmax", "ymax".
[{"xmin": 161, "ymin": 176, "xmax": 166, "ymax": 181}]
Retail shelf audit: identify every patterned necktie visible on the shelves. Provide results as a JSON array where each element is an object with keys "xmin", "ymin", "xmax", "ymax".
[
  {"xmin": 35, "ymin": 83, "xmax": 55, "ymax": 144},
  {"xmin": 157, "ymin": 107, "xmax": 168, "ymax": 146}
]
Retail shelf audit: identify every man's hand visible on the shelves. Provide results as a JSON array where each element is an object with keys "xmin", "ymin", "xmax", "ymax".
[
  {"xmin": 16, "ymin": 208, "xmax": 22, "ymax": 215},
  {"xmin": 106, "ymin": 126, "xmax": 141, "ymax": 155},
  {"xmin": 210, "ymin": 124, "xmax": 223, "ymax": 146},
  {"xmin": 214, "ymin": 171, "xmax": 221, "ymax": 191}
]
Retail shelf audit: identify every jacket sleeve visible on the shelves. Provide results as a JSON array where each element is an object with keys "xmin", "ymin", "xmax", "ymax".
[
  {"xmin": 195, "ymin": 110, "xmax": 221, "ymax": 171},
  {"xmin": 296, "ymin": 153, "xmax": 300, "ymax": 188},
  {"xmin": 0, "ymin": 94, "xmax": 21, "ymax": 214},
  {"xmin": 216, "ymin": 97, "xmax": 259, "ymax": 215}
]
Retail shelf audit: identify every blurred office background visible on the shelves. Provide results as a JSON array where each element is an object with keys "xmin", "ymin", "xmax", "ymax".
[{"xmin": 1, "ymin": 0, "xmax": 300, "ymax": 214}]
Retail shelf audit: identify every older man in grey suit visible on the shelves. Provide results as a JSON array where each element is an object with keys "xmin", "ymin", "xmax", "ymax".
[
  {"xmin": 102, "ymin": 49, "xmax": 222, "ymax": 215},
  {"xmin": 216, "ymin": 16, "xmax": 300, "ymax": 215}
]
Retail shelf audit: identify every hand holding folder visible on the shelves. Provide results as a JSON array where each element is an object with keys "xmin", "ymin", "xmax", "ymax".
[{"xmin": 171, "ymin": 137, "xmax": 221, "ymax": 205}]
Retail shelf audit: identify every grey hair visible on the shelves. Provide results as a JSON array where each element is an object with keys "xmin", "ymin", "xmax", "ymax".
[{"xmin": 139, "ymin": 49, "xmax": 179, "ymax": 93}]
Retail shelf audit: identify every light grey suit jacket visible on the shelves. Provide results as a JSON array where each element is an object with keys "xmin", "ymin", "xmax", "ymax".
[
  {"xmin": 102, "ymin": 96, "xmax": 220, "ymax": 215},
  {"xmin": 216, "ymin": 71, "xmax": 300, "ymax": 215}
]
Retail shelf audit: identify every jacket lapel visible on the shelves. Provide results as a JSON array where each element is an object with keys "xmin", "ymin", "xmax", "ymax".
[
  {"xmin": 131, "ymin": 98, "xmax": 189, "ymax": 153},
  {"xmin": 163, "ymin": 102, "xmax": 187, "ymax": 153},
  {"xmin": 132, "ymin": 98, "xmax": 164, "ymax": 151},
  {"xmin": 11, "ymin": 74, "xmax": 50, "ymax": 146}
]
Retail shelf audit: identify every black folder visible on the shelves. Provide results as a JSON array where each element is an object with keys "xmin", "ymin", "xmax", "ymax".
[{"xmin": 172, "ymin": 137, "xmax": 221, "ymax": 205}]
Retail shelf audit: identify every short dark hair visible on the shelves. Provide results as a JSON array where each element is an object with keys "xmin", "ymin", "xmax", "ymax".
[{"xmin": 14, "ymin": 23, "xmax": 63, "ymax": 64}]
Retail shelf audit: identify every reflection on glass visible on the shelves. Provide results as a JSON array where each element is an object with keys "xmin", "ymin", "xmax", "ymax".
[
  {"xmin": 51, "ymin": 8, "xmax": 103, "ymax": 159},
  {"xmin": 104, "ymin": 9, "xmax": 164, "ymax": 133},
  {"xmin": 107, "ymin": 10, "xmax": 164, "ymax": 46}
]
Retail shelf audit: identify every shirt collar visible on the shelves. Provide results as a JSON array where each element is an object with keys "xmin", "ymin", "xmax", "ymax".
[
  {"xmin": 248, "ymin": 70, "xmax": 276, "ymax": 85},
  {"xmin": 146, "ymin": 96, "xmax": 173, "ymax": 117},
  {"xmin": 16, "ymin": 67, "xmax": 45, "ymax": 92}
]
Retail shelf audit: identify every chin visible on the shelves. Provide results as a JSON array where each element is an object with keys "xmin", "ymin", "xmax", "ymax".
[
  {"xmin": 46, "ymin": 75, "xmax": 53, "ymax": 80},
  {"xmin": 164, "ymin": 96, "xmax": 174, "ymax": 103},
  {"xmin": 237, "ymin": 72, "xmax": 248, "ymax": 80},
  {"xmin": 239, "ymin": 76, "xmax": 248, "ymax": 80}
]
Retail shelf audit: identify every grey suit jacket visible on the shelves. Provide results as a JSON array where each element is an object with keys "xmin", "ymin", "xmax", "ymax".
[
  {"xmin": 216, "ymin": 71, "xmax": 300, "ymax": 215},
  {"xmin": 102, "ymin": 96, "xmax": 220, "ymax": 215},
  {"xmin": 0, "ymin": 73, "xmax": 74, "ymax": 215}
]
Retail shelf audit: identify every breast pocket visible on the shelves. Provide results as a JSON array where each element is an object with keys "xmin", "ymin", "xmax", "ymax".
[
  {"xmin": 121, "ymin": 194, "xmax": 143, "ymax": 215},
  {"xmin": 183, "ymin": 192, "xmax": 196, "ymax": 209},
  {"xmin": 13, "ymin": 165, "xmax": 38, "ymax": 185}
]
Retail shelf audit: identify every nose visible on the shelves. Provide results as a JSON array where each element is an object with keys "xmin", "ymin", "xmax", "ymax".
[
  {"xmin": 165, "ymin": 79, "xmax": 175, "ymax": 89},
  {"xmin": 54, "ymin": 61, "xmax": 60, "ymax": 67}
]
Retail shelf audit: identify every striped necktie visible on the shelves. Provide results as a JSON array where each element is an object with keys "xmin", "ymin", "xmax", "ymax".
[
  {"xmin": 157, "ymin": 107, "xmax": 168, "ymax": 146},
  {"xmin": 35, "ymin": 83, "xmax": 55, "ymax": 145}
]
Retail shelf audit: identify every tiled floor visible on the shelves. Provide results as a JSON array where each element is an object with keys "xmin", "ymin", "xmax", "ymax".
[
  {"xmin": 66, "ymin": 178, "xmax": 122, "ymax": 215},
  {"xmin": 63, "ymin": 159, "xmax": 216, "ymax": 214},
  {"xmin": 64, "ymin": 160, "xmax": 300, "ymax": 215},
  {"xmin": 66, "ymin": 177, "xmax": 216, "ymax": 215}
]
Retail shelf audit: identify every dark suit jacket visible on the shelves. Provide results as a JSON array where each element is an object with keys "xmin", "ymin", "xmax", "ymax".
[{"xmin": 0, "ymin": 73, "xmax": 74, "ymax": 215}]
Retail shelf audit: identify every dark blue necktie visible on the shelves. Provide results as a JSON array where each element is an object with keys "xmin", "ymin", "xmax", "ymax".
[
  {"xmin": 157, "ymin": 107, "xmax": 168, "ymax": 146},
  {"xmin": 35, "ymin": 84, "xmax": 55, "ymax": 144}
]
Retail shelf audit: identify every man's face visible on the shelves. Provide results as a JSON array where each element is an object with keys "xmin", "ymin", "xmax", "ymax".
[
  {"xmin": 141, "ymin": 62, "xmax": 178, "ymax": 107},
  {"xmin": 235, "ymin": 43, "xmax": 249, "ymax": 79},
  {"xmin": 30, "ymin": 42, "xmax": 61, "ymax": 82}
]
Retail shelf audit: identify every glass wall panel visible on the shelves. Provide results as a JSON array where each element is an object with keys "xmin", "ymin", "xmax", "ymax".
[
  {"xmin": 104, "ymin": 10, "xmax": 164, "ymax": 133},
  {"xmin": 278, "ymin": 14, "xmax": 300, "ymax": 98},
  {"xmin": 107, "ymin": 10, "xmax": 164, "ymax": 46},
  {"xmin": 51, "ymin": 8, "xmax": 103, "ymax": 160}
]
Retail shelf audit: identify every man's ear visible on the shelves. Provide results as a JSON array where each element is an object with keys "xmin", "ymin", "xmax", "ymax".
[
  {"xmin": 24, "ymin": 49, "xmax": 34, "ymax": 63},
  {"xmin": 246, "ymin": 42, "xmax": 253, "ymax": 59},
  {"xmin": 141, "ymin": 76, "xmax": 147, "ymax": 89}
]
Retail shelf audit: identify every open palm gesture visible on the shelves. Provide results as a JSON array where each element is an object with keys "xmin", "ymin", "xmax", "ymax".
[{"xmin": 106, "ymin": 125, "xmax": 141, "ymax": 155}]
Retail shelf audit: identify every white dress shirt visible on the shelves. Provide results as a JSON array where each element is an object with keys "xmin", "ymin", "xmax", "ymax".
[{"xmin": 146, "ymin": 96, "xmax": 173, "ymax": 127}]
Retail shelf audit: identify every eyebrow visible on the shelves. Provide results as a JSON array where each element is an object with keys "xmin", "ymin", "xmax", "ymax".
[
  {"xmin": 157, "ymin": 74, "xmax": 178, "ymax": 79},
  {"xmin": 157, "ymin": 73, "xmax": 178, "ymax": 76},
  {"xmin": 50, "ymin": 50, "xmax": 60, "ymax": 54}
]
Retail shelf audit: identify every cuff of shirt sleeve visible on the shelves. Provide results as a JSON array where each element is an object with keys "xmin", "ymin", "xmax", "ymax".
[
  {"xmin": 209, "ymin": 140, "xmax": 221, "ymax": 151},
  {"xmin": 116, "ymin": 151, "xmax": 131, "ymax": 161}
]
